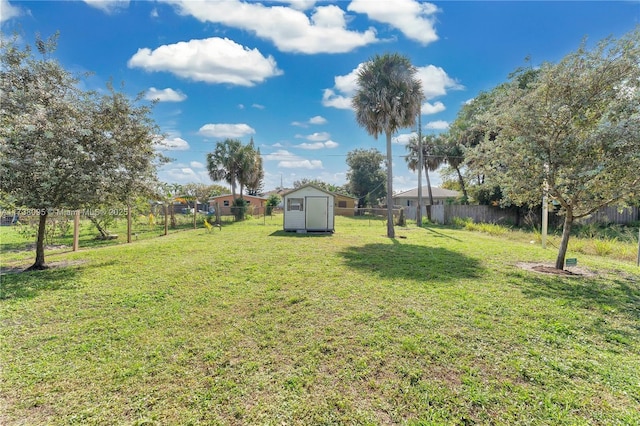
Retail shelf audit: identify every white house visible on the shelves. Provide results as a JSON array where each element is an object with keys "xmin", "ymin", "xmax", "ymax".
[
  {"xmin": 283, "ymin": 184, "xmax": 335, "ymax": 232},
  {"xmin": 393, "ymin": 187, "xmax": 460, "ymax": 207}
]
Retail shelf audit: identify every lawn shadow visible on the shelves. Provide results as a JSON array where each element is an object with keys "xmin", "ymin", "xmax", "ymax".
[
  {"xmin": 421, "ymin": 225, "xmax": 463, "ymax": 242},
  {"xmin": 338, "ymin": 241, "xmax": 483, "ymax": 282},
  {"xmin": 269, "ymin": 230, "xmax": 333, "ymax": 238},
  {"xmin": 516, "ymin": 271, "xmax": 640, "ymax": 321},
  {"xmin": 0, "ymin": 261, "xmax": 83, "ymax": 300}
]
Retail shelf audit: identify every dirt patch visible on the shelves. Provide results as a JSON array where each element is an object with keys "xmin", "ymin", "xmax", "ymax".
[
  {"xmin": 0, "ymin": 259, "xmax": 87, "ymax": 275},
  {"xmin": 515, "ymin": 262, "xmax": 597, "ymax": 278}
]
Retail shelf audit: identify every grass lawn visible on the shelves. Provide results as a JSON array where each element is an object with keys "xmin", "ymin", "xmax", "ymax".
[{"xmin": 1, "ymin": 215, "xmax": 639, "ymax": 425}]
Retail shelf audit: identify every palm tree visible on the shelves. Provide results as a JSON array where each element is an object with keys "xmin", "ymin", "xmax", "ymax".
[
  {"xmin": 238, "ymin": 139, "xmax": 264, "ymax": 197},
  {"xmin": 405, "ymin": 134, "xmax": 445, "ymax": 219},
  {"xmin": 206, "ymin": 138, "xmax": 243, "ymax": 198},
  {"xmin": 352, "ymin": 53, "xmax": 423, "ymax": 238}
]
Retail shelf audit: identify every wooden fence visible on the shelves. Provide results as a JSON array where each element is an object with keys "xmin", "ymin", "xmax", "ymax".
[{"xmin": 405, "ymin": 205, "xmax": 639, "ymax": 226}]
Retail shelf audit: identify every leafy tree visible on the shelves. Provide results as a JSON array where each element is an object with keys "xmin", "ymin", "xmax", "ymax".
[
  {"xmin": 206, "ymin": 138, "xmax": 243, "ymax": 198},
  {"xmin": 352, "ymin": 53, "xmax": 423, "ymax": 238},
  {"xmin": 292, "ymin": 178, "xmax": 346, "ymax": 195},
  {"xmin": 266, "ymin": 194, "xmax": 280, "ymax": 215},
  {"xmin": 244, "ymin": 138, "xmax": 265, "ymax": 196},
  {"xmin": 477, "ymin": 29, "xmax": 640, "ymax": 269},
  {"xmin": 345, "ymin": 148, "xmax": 387, "ymax": 208},
  {"xmin": 404, "ymin": 134, "xmax": 445, "ymax": 214},
  {"xmin": 0, "ymin": 34, "xmax": 161, "ymax": 269},
  {"xmin": 206, "ymin": 138, "xmax": 262, "ymax": 199},
  {"xmin": 438, "ymin": 134, "xmax": 468, "ymax": 203}
]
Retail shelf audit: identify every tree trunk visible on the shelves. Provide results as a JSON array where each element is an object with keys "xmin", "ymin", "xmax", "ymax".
[
  {"xmin": 193, "ymin": 200, "xmax": 197, "ymax": 229},
  {"xmin": 425, "ymin": 167, "xmax": 434, "ymax": 221},
  {"xmin": 456, "ymin": 166, "xmax": 468, "ymax": 203},
  {"xmin": 385, "ymin": 131, "xmax": 395, "ymax": 238},
  {"xmin": 27, "ymin": 210, "xmax": 49, "ymax": 270},
  {"xmin": 127, "ymin": 202, "xmax": 132, "ymax": 243},
  {"xmin": 88, "ymin": 216, "xmax": 109, "ymax": 238},
  {"xmin": 170, "ymin": 203, "xmax": 176, "ymax": 228},
  {"xmin": 231, "ymin": 181, "xmax": 237, "ymax": 199},
  {"xmin": 555, "ymin": 210, "xmax": 574, "ymax": 270},
  {"xmin": 164, "ymin": 203, "xmax": 168, "ymax": 236}
]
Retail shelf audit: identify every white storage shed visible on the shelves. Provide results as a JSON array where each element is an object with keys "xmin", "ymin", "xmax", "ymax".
[{"xmin": 283, "ymin": 184, "xmax": 335, "ymax": 232}]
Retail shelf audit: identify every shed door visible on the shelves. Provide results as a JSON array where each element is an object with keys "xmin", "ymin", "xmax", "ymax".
[{"xmin": 306, "ymin": 196, "xmax": 328, "ymax": 229}]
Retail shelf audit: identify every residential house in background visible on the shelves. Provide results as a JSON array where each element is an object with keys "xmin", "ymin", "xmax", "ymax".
[
  {"xmin": 393, "ymin": 187, "xmax": 460, "ymax": 208},
  {"xmin": 208, "ymin": 194, "xmax": 267, "ymax": 216}
]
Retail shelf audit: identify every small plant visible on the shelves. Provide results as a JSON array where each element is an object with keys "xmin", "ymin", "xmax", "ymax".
[
  {"xmin": 451, "ymin": 216, "xmax": 473, "ymax": 228},
  {"xmin": 593, "ymin": 237, "xmax": 617, "ymax": 256}
]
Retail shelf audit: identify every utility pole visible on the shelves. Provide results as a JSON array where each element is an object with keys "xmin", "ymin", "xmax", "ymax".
[{"xmin": 417, "ymin": 112, "xmax": 423, "ymax": 227}]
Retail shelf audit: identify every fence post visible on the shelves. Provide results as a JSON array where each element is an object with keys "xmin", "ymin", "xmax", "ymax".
[{"xmin": 73, "ymin": 210, "xmax": 80, "ymax": 251}]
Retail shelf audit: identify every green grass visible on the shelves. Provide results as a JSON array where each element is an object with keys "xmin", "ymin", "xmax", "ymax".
[{"xmin": 1, "ymin": 215, "xmax": 639, "ymax": 425}]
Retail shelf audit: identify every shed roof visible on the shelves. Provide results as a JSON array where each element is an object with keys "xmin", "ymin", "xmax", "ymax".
[{"xmin": 284, "ymin": 183, "xmax": 336, "ymax": 197}]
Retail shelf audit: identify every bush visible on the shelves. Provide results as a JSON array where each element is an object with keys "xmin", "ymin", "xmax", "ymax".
[{"xmin": 232, "ymin": 198, "xmax": 248, "ymax": 221}]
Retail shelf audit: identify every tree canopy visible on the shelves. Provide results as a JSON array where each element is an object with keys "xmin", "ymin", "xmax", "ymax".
[
  {"xmin": 206, "ymin": 138, "xmax": 263, "ymax": 199},
  {"xmin": 474, "ymin": 28, "xmax": 640, "ymax": 269},
  {"xmin": 0, "ymin": 34, "xmax": 162, "ymax": 269},
  {"xmin": 346, "ymin": 148, "xmax": 386, "ymax": 208}
]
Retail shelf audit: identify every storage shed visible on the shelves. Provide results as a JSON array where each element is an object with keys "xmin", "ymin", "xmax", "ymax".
[{"xmin": 283, "ymin": 184, "xmax": 335, "ymax": 232}]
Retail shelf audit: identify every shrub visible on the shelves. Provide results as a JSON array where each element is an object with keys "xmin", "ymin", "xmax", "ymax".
[{"xmin": 593, "ymin": 237, "xmax": 617, "ymax": 256}]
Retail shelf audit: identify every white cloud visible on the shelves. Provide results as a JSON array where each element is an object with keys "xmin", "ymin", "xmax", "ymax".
[
  {"xmin": 198, "ymin": 123, "xmax": 256, "ymax": 138},
  {"xmin": 321, "ymin": 64, "xmax": 363, "ymax": 109},
  {"xmin": 292, "ymin": 115, "xmax": 328, "ymax": 127},
  {"xmin": 348, "ymin": 0, "xmax": 439, "ymax": 45},
  {"xmin": 274, "ymin": 0, "xmax": 316, "ymax": 11},
  {"xmin": 190, "ymin": 161, "xmax": 204, "ymax": 169},
  {"xmin": 296, "ymin": 140, "xmax": 339, "ymax": 150},
  {"xmin": 161, "ymin": 0, "xmax": 378, "ymax": 54},
  {"xmin": 421, "ymin": 101, "xmax": 445, "ymax": 115},
  {"xmin": 425, "ymin": 120, "xmax": 449, "ymax": 130},
  {"xmin": 0, "ymin": 0, "xmax": 22, "ymax": 22},
  {"xmin": 154, "ymin": 136, "xmax": 190, "ymax": 151},
  {"xmin": 393, "ymin": 132, "xmax": 416, "ymax": 145},
  {"xmin": 263, "ymin": 149, "xmax": 323, "ymax": 169},
  {"xmin": 252, "ymin": 103, "xmax": 265, "ymax": 109},
  {"xmin": 150, "ymin": 7, "xmax": 158, "ymax": 18},
  {"xmin": 305, "ymin": 131, "xmax": 331, "ymax": 141},
  {"xmin": 417, "ymin": 65, "xmax": 463, "ymax": 99},
  {"xmin": 128, "ymin": 37, "xmax": 283, "ymax": 87},
  {"xmin": 162, "ymin": 166, "xmax": 210, "ymax": 184},
  {"xmin": 145, "ymin": 87, "xmax": 187, "ymax": 102},
  {"xmin": 309, "ymin": 115, "xmax": 327, "ymax": 125},
  {"xmin": 83, "ymin": 0, "xmax": 129, "ymax": 14},
  {"xmin": 280, "ymin": 159, "xmax": 323, "ymax": 169}
]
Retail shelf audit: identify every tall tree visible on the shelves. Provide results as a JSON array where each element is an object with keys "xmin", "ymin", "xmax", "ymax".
[
  {"xmin": 240, "ymin": 139, "xmax": 264, "ymax": 197},
  {"xmin": 438, "ymin": 135, "xmax": 468, "ymax": 203},
  {"xmin": 206, "ymin": 138, "xmax": 263, "ymax": 198},
  {"xmin": 206, "ymin": 138, "xmax": 243, "ymax": 198},
  {"xmin": 477, "ymin": 29, "xmax": 640, "ymax": 269},
  {"xmin": 352, "ymin": 53, "xmax": 423, "ymax": 238},
  {"xmin": 0, "ymin": 34, "xmax": 161, "ymax": 269},
  {"xmin": 404, "ymin": 134, "xmax": 445, "ymax": 213},
  {"xmin": 345, "ymin": 148, "xmax": 387, "ymax": 208}
]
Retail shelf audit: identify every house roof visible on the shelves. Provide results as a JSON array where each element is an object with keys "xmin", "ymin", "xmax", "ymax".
[
  {"xmin": 393, "ymin": 187, "xmax": 460, "ymax": 199},
  {"xmin": 208, "ymin": 194, "xmax": 268, "ymax": 202},
  {"xmin": 284, "ymin": 183, "xmax": 336, "ymax": 197}
]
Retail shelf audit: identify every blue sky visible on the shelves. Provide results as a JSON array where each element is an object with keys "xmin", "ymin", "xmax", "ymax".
[{"xmin": 2, "ymin": 1, "xmax": 638, "ymax": 193}]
